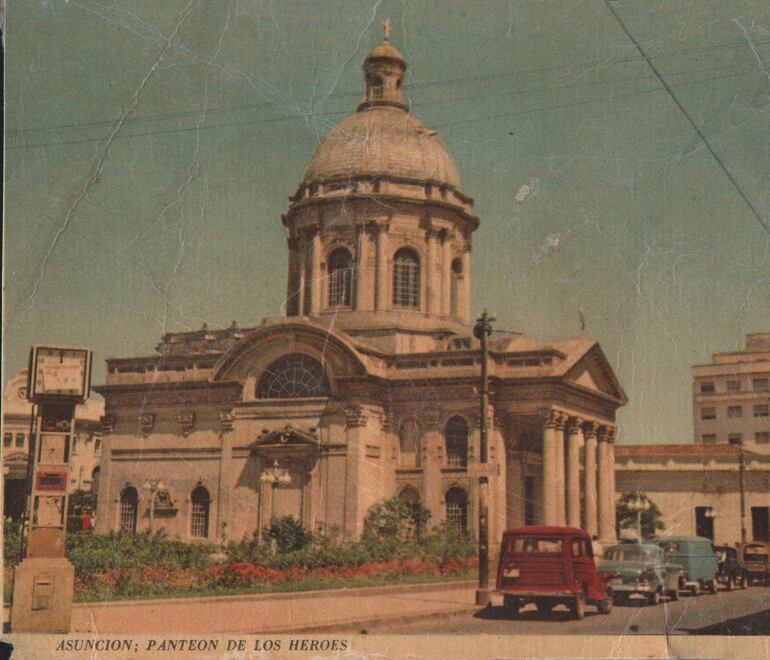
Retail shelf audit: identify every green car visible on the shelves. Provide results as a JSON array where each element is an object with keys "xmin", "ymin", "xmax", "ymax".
[
  {"xmin": 599, "ymin": 543, "xmax": 683, "ymax": 605},
  {"xmin": 655, "ymin": 536, "xmax": 719, "ymax": 595}
]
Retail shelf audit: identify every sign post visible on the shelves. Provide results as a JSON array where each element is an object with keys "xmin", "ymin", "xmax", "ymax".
[{"xmin": 11, "ymin": 345, "xmax": 92, "ymax": 633}]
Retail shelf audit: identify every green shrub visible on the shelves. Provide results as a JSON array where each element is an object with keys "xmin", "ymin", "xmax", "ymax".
[
  {"xmin": 364, "ymin": 497, "xmax": 431, "ymax": 540},
  {"xmin": 267, "ymin": 516, "xmax": 312, "ymax": 553},
  {"xmin": 3, "ymin": 520, "xmax": 21, "ymax": 568}
]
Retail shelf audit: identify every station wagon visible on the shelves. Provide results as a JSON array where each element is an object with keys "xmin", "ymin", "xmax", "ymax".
[{"xmin": 599, "ymin": 543, "xmax": 683, "ymax": 604}]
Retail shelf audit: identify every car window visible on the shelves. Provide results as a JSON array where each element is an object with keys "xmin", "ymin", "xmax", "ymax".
[
  {"xmin": 507, "ymin": 537, "xmax": 563, "ymax": 554},
  {"xmin": 572, "ymin": 540, "xmax": 585, "ymax": 557}
]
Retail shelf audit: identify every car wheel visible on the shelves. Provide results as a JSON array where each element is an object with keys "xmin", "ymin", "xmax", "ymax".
[
  {"xmin": 707, "ymin": 579, "xmax": 718, "ymax": 594},
  {"xmin": 612, "ymin": 593, "xmax": 627, "ymax": 606},
  {"xmin": 668, "ymin": 588, "xmax": 680, "ymax": 601},
  {"xmin": 571, "ymin": 593, "xmax": 585, "ymax": 620},
  {"xmin": 726, "ymin": 575, "xmax": 734, "ymax": 591},
  {"xmin": 503, "ymin": 595, "xmax": 520, "ymax": 617},
  {"xmin": 597, "ymin": 596, "xmax": 613, "ymax": 615}
]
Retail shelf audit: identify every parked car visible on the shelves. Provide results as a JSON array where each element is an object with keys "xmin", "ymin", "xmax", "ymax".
[
  {"xmin": 738, "ymin": 542, "xmax": 770, "ymax": 585},
  {"xmin": 654, "ymin": 536, "xmax": 719, "ymax": 595},
  {"xmin": 713, "ymin": 545, "xmax": 748, "ymax": 590},
  {"xmin": 598, "ymin": 543, "xmax": 683, "ymax": 605},
  {"xmin": 496, "ymin": 526, "xmax": 612, "ymax": 620}
]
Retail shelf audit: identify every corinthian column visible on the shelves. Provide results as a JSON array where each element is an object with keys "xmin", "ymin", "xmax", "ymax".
[
  {"xmin": 541, "ymin": 410, "xmax": 566, "ymax": 525},
  {"xmin": 440, "ymin": 232, "xmax": 452, "ymax": 316},
  {"xmin": 566, "ymin": 417, "xmax": 582, "ymax": 528},
  {"xmin": 426, "ymin": 230, "xmax": 438, "ymax": 315},
  {"xmin": 582, "ymin": 422, "xmax": 598, "ymax": 537},
  {"xmin": 309, "ymin": 228, "xmax": 322, "ymax": 315},
  {"xmin": 375, "ymin": 225, "xmax": 389, "ymax": 311},
  {"xmin": 597, "ymin": 426, "xmax": 615, "ymax": 542}
]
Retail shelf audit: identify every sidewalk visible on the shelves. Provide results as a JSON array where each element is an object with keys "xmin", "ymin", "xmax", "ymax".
[{"xmin": 69, "ymin": 580, "xmax": 478, "ymax": 634}]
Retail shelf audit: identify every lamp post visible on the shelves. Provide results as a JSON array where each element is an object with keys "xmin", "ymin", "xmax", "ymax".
[
  {"xmin": 473, "ymin": 310, "xmax": 494, "ymax": 606},
  {"xmin": 627, "ymin": 494, "xmax": 650, "ymax": 541},
  {"xmin": 738, "ymin": 447, "xmax": 747, "ymax": 543},
  {"xmin": 142, "ymin": 479, "xmax": 165, "ymax": 534},
  {"xmin": 258, "ymin": 460, "xmax": 292, "ymax": 543}
]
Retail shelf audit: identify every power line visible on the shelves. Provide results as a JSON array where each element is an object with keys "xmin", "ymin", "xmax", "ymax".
[{"xmin": 605, "ymin": 0, "xmax": 769, "ymax": 236}]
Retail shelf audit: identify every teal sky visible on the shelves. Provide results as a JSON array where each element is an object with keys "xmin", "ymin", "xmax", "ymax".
[{"xmin": 4, "ymin": 1, "xmax": 769, "ymax": 445}]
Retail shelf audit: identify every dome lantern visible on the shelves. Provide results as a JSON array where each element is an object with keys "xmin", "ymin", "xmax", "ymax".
[{"xmin": 358, "ymin": 18, "xmax": 408, "ymax": 112}]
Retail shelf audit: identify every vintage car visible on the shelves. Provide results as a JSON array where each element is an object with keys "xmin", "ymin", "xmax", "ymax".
[
  {"xmin": 495, "ymin": 526, "xmax": 613, "ymax": 620},
  {"xmin": 654, "ymin": 536, "xmax": 719, "ymax": 595},
  {"xmin": 738, "ymin": 542, "xmax": 770, "ymax": 585},
  {"xmin": 598, "ymin": 543, "xmax": 683, "ymax": 605},
  {"xmin": 713, "ymin": 545, "xmax": 748, "ymax": 590}
]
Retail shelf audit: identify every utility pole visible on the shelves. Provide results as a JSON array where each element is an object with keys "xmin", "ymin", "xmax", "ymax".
[
  {"xmin": 473, "ymin": 310, "xmax": 494, "ymax": 606},
  {"xmin": 739, "ymin": 447, "xmax": 747, "ymax": 543}
]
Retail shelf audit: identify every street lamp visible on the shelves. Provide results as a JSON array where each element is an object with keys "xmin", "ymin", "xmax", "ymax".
[
  {"xmin": 473, "ymin": 310, "xmax": 494, "ymax": 607},
  {"xmin": 258, "ymin": 460, "xmax": 292, "ymax": 543},
  {"xmin": 142, "ymin": 479, "xmax": 165, "ymax": 534},
  {"xmin": 738, "ymin": 447, "xmax": 747, "ymax": 543},
  {"xmin": 627, "ymin": 494, "xmax": 650, "ymax": 541}
]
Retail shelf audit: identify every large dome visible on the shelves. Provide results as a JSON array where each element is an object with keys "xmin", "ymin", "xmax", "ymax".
[{"xmin": 302, "ymin": 106, "xmax": 463, "ymax": 191}]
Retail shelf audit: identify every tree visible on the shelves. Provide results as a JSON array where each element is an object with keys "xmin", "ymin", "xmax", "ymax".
[
  {"xmin": 616, "ymin": 492, "xmax": 664, "ymax": 539},
  {"xmin": 364, "ymin": 497, "xmax": 431, "ymax": 540},
  {"xmin": 267, "ymin": 516, "xmax": 312, "ymax": 552}
]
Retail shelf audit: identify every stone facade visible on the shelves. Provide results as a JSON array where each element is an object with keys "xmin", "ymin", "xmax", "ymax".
[{"xmin": 94, "ymin": 34, "xmax": 626, "ymax": 547}]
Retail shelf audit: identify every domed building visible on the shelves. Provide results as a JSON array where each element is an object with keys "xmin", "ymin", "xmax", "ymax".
[{"xmin": 95, "ymin": 33, "xmax": 626, "ymax": 550}]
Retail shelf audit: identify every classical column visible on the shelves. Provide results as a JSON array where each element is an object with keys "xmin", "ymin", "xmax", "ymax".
[
  {"xmin": 375, "ymin": 224, "xmax": 389, "ymax": 311},
  {"xmin": 426, "ymin": 230, "xmax": 439, "ymax": 315},
  {"xmin": 597, "ymin": 426, "xmax": 615, "ymax": 542},
  {"xmin": 298, "ymin": 237, "xmax": 307, "ymax": 315},
  {"xmin": 582, "ymin": 422, "xmax": 598, "ymax": 537},
  {"xmin": 566, "ymin": 417, "xmax": 582, "ymax": 528},
  {"xmin": 309, "ymin": 228, "xmax": 322, "ymax": 315},
  {"xmin": 440, "ymin": 231, "xmax": 452, "ymax": 316},
  {"xmin": 607, "ymin": 428, "xmax": 617, "ymax": 539},
  {"xmin": 554, "ymin": 417, "xmax": 566, "ymax": 525},
  {"xmin": 540, "ymin": 410, "xmax": 565, "ymax": 525},
  {"xmin": 286, "ymin": 237, "xmax": 300, "ymax": 316},
  {"xmin": 459, "ymin": 248, "xmax": 471, "ymax": 324}
]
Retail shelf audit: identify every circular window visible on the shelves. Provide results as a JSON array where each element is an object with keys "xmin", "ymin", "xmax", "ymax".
[{"xmin": 257, "ymin": 354, "xmax": 331, "ymax": 399}]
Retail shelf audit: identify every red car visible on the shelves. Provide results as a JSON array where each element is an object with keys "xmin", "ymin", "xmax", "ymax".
[{"xmin": 496, "ymin": 526, "xmax": 613, "ymax": 619}]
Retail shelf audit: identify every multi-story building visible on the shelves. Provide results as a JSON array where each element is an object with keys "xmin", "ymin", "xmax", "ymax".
[
  {"xmin": 94, "ymin": 32, "xmax": 626, "ymax": 546},
  {"xmin": 692, "ymin": 333, "xmax": 770, "ymax": 453},
  {"xmin": 2, "ymin": 370, "xmax": 104, "ymax": 520}
]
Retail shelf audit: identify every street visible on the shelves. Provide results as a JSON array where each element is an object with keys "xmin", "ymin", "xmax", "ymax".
[{"xmin": 339, "ymin": 586, "xmax": 770, "ymax": 636}]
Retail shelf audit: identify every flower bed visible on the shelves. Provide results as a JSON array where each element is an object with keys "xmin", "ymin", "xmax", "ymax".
[{"xmin": 75, "ymin": 556, "xmax": 479, "ymax": 602}]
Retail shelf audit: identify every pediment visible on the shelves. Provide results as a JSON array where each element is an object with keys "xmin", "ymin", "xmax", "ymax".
[
  {"xmin": 248, "ymin": 425, "xmax": 320, "ymax": 451},
  {"xmin": 565, "ymin": 345, "xmax": 626, "ymax": 402}
]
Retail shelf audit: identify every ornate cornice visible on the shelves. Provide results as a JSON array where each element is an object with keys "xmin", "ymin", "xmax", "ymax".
[{"xmin": 541, "ymin": 408, "xmax": 568, "ymax": 430}]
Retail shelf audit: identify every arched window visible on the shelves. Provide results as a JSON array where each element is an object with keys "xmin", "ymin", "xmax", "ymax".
[
  {"xmin": 257, "ymin": 354, "xmax": 331, "ymax": 399},
  {"xmin": 398, "ymin": 486, "xmax": 421, "ymax": 506},
  {"xmin": 119, "ymin": 486, "xmax": 138, "ymax": 534},
  {"xmin": 445, "ymin": 487, "xmax": 468, "ymax": 532},
  {"xmin": 190, "ymin": 486, "xmax": 210, "ymax": 539},
  {"xmin": 450, "ymin": 257, "xmax": 462, "ymax": 317},
  {"xmin": 92, "ymin": 466, "xmax": 101, "ymax": 497},
  {"xmin": 392, "ymin": 248, "xmax": 420, "ymax": 308},
  {"xmin": 445, "ymin": 416, "xmax": 469, "ymax": 468},
  {"xmin": 328, "ymin": 248, "xmax": 353, "ymax": 307},
  {"xmin": 398, "ymin": 420, "xmax": 422, "ymax": 468}
]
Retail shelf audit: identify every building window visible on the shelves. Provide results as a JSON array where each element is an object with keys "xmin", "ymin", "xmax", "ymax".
[
  {"xmin": 3, "ymin": 433, "xmax": 12, "ymax": 448},
  {"xmin": 190, "ymin": 486, "xmax": 210, "ymax": 539},
  {"xmin": 701, "ymin": 434, "xmax": 717, "ymax": 444},
  {"xmin": 727, "ymin": 406, "xmax": 743, "ymax": 418},
  {"xmin": 695, "ymin": 506, "xmax": 715, "ymax": 541},
  {"xmin": 327, "ymin": 248, "xmax": 353, "ymax": 307},
  {"xmin": 392, "ymin": 248, "xmax": 420, "ymax": 308},
  {"xmin": 754, "ymin": 404, "xmax": 769, "ymax": 417},
  {"xmin": 92, "ymin": 467, "xmax": 100, "ymax": 496},
  {"xmin": 756, "ymin": 432, "xmax": 770, "ymax": 445},
  {"xmin": 728, "ymin": 434, "xmax": 743, "ymax": 446},
  {"xmin": 444, "ymin": 416, "xmax": 469, "ymax": 468},
  {"xmin": 95, "ymin": 439, "xmax": 102, "ymax": 453},
  {"xmin": 701, "ymin": 407, "xmax": 717, "ymax": 420},
  {"xmin": 700, "ymin": 381, "xmax": 715, "ymax": 393},
  {"xmin": 726, "ymin": 379, "xmax": 741, "ymax": 392},
  {"xmin": 398, "ymin": 420, "xmax": 422, "ymax": 469},
  {"xmin": 445, "ymin": 487, "xmax": 468, "ymax": 532},
  {"xmin": 119, "ymin": 487, "xmax": 138, "ymax": 534},
  {"xmin": 14, "ymin": 433, "xmax": 24, "ymax": 448},
  {"xmin": 257, "ymin": 354, "xmax": 331, "ymax": 399},
  {"xmin": 752, "ymin": 507, "xmax": 769, "ymax": 542},
  {"xmin": 753, "ymin": 378, "xmax": 769, "ymax": 392}
]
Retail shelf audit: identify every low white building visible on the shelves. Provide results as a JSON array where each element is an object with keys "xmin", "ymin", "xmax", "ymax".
[
  {"xmin": 2, "ymin": 370, "xmax": 104, "ymax": 520},
  {"xmin": 615, "ymin": 443, "xmax": 770, "ymax": 546}
]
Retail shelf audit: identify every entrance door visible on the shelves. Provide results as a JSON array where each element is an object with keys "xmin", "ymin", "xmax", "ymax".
[
  {"xmin": 752, "ymin": 507, "xmax": 770, "ymax": 541},
  {"xmin": 3, "ymin": 479, "xmax": 27, "ymax": 521},
  {"xmin": 695, "ymin": 506, "xmax": 714, "ymax": 540}
]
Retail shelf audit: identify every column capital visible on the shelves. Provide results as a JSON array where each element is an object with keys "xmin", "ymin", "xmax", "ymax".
[
  {"xmin": 541, "ymin": 408, "xmax": 568, "ymax": 430},
  {"xmin": 598, "ymin": 425, "xmax": 616, "ymax": 443},
  {"xmin": 581, "ymin": 420, "xmax": 599, "ymax": 439},
  {"xmin": 566, "ymin": 416, "xmax": 584, "ymax": 435}
]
